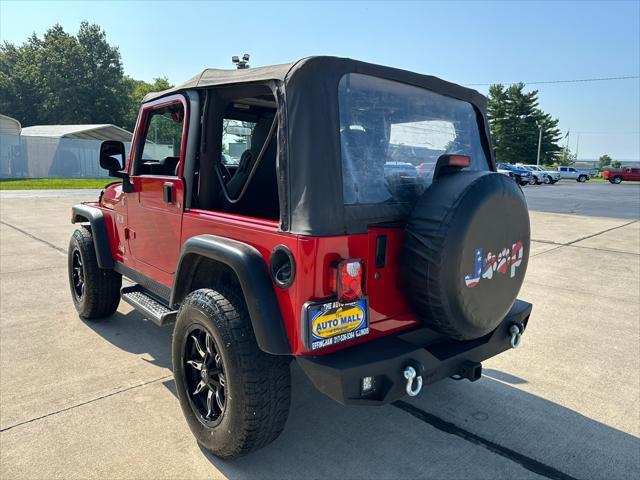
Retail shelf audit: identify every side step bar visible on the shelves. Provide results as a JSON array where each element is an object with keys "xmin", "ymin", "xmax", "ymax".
[{"xmin": 121, "ymin": 285, "xmax": 177, "ymax": 326}]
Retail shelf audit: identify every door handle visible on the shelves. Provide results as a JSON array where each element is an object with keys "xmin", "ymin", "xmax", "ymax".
[{"xmin": 162, "ymin": 182, "xmax": 174, "ymax": 204}]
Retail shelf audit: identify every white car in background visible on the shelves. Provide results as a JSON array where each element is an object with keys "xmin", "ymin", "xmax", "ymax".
[{"xmin": 522, "ymin": 164, "xmax": 561, "ymax": 184}]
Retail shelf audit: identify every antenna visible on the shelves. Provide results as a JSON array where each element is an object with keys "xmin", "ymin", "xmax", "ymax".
[{"xmin": 232, "ymin": 53, "xmax": 250, "ymax": 69}]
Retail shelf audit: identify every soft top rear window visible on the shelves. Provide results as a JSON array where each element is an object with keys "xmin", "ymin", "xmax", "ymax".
[{"xmin": 338, "ymin": 73, "xmax": 490, "ymax": 206}]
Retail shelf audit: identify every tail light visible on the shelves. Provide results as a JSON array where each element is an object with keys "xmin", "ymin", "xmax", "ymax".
[{"xmin": 329, "ymin": 259, "xmax": 364, "ymax": 303}]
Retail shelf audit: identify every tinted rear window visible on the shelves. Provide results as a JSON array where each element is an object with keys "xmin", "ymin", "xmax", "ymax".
[{"xmin": 338, "ymin": 74, "xmax": 490, "ymax": 206}]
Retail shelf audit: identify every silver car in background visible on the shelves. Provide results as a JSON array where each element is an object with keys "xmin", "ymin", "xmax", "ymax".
[{"xmin": 521, "ymin": 164, "xmax": 561, "ymax": 184}]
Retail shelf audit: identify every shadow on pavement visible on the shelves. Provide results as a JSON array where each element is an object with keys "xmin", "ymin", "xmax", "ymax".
[
  {"xmin": 482, "ymin": 368, "xmax": 528, "ymax": 384},
  {"xmin": 85, "ymin": 310, "xmax": 640, "ymax": 480},
  {"xmin": 83, "ymin": 309, "xmax": 174, "ymax": 370}
]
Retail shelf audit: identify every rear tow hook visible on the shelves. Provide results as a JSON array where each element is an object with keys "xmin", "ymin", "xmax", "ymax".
[
  {"xmin": 509, "ymin": 323, "xmax": 523, "ymax": 349},
  {"xmin": 403, "ymin": 365, "xmax": 423, "ymax": 397}
]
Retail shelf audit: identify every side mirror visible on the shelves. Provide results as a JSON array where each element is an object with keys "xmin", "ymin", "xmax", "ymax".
[{"xmin": 100, "ymin": 141, "xmax": 126, "ymax": 178}]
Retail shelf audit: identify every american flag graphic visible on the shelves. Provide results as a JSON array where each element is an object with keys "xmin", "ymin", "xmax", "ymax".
[
  {"xmin": 464, "ymin": 248, "xmax": 483, "ymax": 288},
  {"xmin": 464, "ymin": 242, "xmax": 525, "ymax": 289}
]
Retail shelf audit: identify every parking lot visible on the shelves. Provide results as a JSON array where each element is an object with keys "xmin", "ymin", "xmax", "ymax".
[
  {"xmin": 523, "ymin": 180, "xmax": 640, "ymax": 219},
  {"xmin": 1, "ymin": 183, "xmax": 638, "ymax": 479}
]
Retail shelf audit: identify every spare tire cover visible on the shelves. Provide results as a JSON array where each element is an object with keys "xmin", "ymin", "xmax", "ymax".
[{"xmin": 401, "ymin": 171, "xmax": 530, "ymax": 340}]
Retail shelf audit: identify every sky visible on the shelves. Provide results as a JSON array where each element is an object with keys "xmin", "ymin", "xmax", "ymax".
[{"xmin": 1, "ymin": 0, "xmax": 639, "ymax": 160}]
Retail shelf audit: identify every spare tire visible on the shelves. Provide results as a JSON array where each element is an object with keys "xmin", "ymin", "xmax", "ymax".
[{"xmin": 401, "ymin": 171, "xmax": 530, "ymax": 340}]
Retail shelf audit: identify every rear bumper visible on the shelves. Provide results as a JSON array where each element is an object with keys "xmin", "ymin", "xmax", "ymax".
[{"xmin": 297, "ymin": 299, "xmax": 532, "ymax": 405}]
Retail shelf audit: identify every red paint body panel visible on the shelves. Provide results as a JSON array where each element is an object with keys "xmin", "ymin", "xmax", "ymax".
[
  {"xmin": 99, "ymin": 190, "xmax": 420, "ymax": 355},
  {"xmin": 127, "ymin": 175, "xmax": 184, "ymax": 276},
  {"xmin": 181, "ymin": 213, "xmax": 420, "ymax": 356},
  {"xmin": 604, "ymin": 168, "xmax": 640, "ymax": 182}
]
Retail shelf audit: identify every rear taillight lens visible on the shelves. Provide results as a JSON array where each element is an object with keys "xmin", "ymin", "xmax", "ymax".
[{"xmin": 329, "ymin": 259, "xmax": 364, "ymax": 303}]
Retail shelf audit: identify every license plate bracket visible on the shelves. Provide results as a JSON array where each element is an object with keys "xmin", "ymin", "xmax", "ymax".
[{"xmin": 304, "ymin": 298, "xmax": 369, "ymax": 351}]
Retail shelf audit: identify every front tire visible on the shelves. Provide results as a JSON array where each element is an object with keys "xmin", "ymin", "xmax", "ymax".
[
  {"xmin": 613, "ymin": 176, "xmax": 622, "ymax": 184},
  {"xmin": 68, "ymin": 226, "xmax": 121, "ymax": 319},
  {"xmin": 577, "ymin": 175, "xmax": 587, "ymax": 182},
  {"xmin": 543, "ymin": 175, "xmax": 551, "ymax": 184},
  {"xmin": 172, "ymin": 288, "xmax": 291, "ymax": 459}
]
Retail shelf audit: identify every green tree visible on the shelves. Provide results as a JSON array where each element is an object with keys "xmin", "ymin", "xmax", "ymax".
[
  {"xmin": 597, "ymin": 154, "xmax": 612, "ymax": 171},
  {"xmin": 0, "ymin": 22, "xmax": 129, "ymax": 126},
  {"xmin": 122, "ymin": 77, "xmax": 173, "ymax": 131},
  {"xmin": 611, "ymin": 160, "xmax": 622, "ymax": 168},
  {"xmin": 487, "ymin": 83, "xmax": 562, "ymax": 165},
  {"xmin": 557, "ymin": 147, "xmax": 577, "ymax": 166}
]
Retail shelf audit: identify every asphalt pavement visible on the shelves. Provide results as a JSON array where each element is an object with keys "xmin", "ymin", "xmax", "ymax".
[
  {"xmin": 523, "ymin": 180, "xmax": 640, "ymax": 219},
  {"xmin": 0, "ymin": 189, "xmax": 638, "ymax": 479}
]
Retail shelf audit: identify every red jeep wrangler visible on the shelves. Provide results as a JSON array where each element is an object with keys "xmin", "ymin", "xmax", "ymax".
[{"xmin": 68, "ymin": 57, "xmax": 532, "ymax": 458}]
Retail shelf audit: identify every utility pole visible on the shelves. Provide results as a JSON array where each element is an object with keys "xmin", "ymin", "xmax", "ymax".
[
  {"xmin": 575, "ymin": 133, "xmax": 580, "ymax": 161},
  {"xmin": 536, "ymin": 126, "xmax": 543, "ymax": 166}
]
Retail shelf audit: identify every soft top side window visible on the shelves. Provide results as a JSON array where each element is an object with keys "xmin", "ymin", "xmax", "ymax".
[
  {"xmin": 194, "ymin": 84, "xmax": 280, "ymax": 221},
  {"xmin": 135, "ymin": 102, "xmax": 185, "ymax": 177}
]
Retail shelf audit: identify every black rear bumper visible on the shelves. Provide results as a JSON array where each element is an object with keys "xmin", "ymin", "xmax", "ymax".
[{"xmin": 297, "ymin": 300, "xmax": 532, "ymax": 405}]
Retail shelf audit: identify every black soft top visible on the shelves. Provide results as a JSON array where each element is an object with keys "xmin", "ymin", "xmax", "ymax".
[{"xmin": 145, "ymin": 57, "xmax": 493, "ymax": 236}]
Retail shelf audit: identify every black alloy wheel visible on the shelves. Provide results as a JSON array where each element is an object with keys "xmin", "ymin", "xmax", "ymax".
[
  {"xmin": 71, "ymin": 250, "xmax": 85, "ymax": 301},
  {"xmin": 183, "ymin": 326, "xmax": 227, "ymax": 426},
  {"xmin": 67, "ymin": 226, "xmax": 121, "ymax": 319}
]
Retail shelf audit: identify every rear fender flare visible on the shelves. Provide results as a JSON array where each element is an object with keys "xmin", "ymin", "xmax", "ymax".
[
  {"xmin": 171, "ymin": 235, "xmax": 291, "ymax": 355},
  {"xmin": 71, "ymin": 204, "xmax": 114, "ymax": 269}
]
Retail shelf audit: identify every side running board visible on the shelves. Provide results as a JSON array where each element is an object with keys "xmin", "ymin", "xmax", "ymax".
[{"xmin": 121, "ymin": 285, "xmax": 177, "ymax": 326}]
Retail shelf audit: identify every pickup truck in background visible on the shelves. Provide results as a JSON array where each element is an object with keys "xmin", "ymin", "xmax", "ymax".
[
  {"xmin": 604, "ymin": 167, "xmax": 640, "ymax": 184},
  {"xmin": 557, "ymin": 166, "xmax": 590, "ymax": 182}
]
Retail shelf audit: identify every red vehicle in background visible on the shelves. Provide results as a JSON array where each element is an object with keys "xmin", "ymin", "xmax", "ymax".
[
  {"xmin": 67, "ymin": 57, "xmax": 532, "ymax": 458},
  {"xmin": 604, "ymin": 167, "xmax": 640, "ymax": 184}
]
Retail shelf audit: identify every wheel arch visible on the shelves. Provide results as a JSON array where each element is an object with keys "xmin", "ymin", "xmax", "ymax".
[
  {"xmin": 71, "ymin": 204, "xmax": 114, "ymax": 269},
  {"xmin": 171, "ymin": 235, "xmax": 291, "ymax": 355}
]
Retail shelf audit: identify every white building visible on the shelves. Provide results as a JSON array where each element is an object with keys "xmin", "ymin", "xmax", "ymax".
[{"xmin": 0, "ymin": 122, "xmax": 132, "ymax": 178}]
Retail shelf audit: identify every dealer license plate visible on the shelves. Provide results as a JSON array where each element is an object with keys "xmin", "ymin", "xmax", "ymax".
[{"xmin": 306, "ymin": 298, "xmax": 369, "ymax": 351}]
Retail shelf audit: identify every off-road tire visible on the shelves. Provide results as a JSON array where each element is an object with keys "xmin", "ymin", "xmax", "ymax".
[
  {"xmin": 172, "ymin": 288, "xmax": 291, "ymax": 459},
  {"xmin": 68, "ymin": 226, "xmax": 121, "ymax": 319}
]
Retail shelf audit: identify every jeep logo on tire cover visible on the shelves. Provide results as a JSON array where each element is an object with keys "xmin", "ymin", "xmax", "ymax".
[{"xmin": 464, "ymin": 242, "xmax": 524, "ymax": 288}]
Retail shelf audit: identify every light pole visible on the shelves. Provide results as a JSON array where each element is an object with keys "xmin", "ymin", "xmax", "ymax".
[{"xmin": 536, "ymin": 125, "xmax": 543, "ymax": 166}]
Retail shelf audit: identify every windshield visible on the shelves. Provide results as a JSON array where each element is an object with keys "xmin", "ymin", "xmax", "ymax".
[{"xmin": 338, "ymin": 74, "xmax": 490, "ymax": 206}]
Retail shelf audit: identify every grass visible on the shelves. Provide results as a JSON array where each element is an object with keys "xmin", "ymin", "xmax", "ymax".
[
  {"xmin": 0, "ymin": 178, "xmax": 115, "ymax": 190},
  {"xmin": 557, "ymin": 177, "xmax": 607, "ymax": 183}
]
